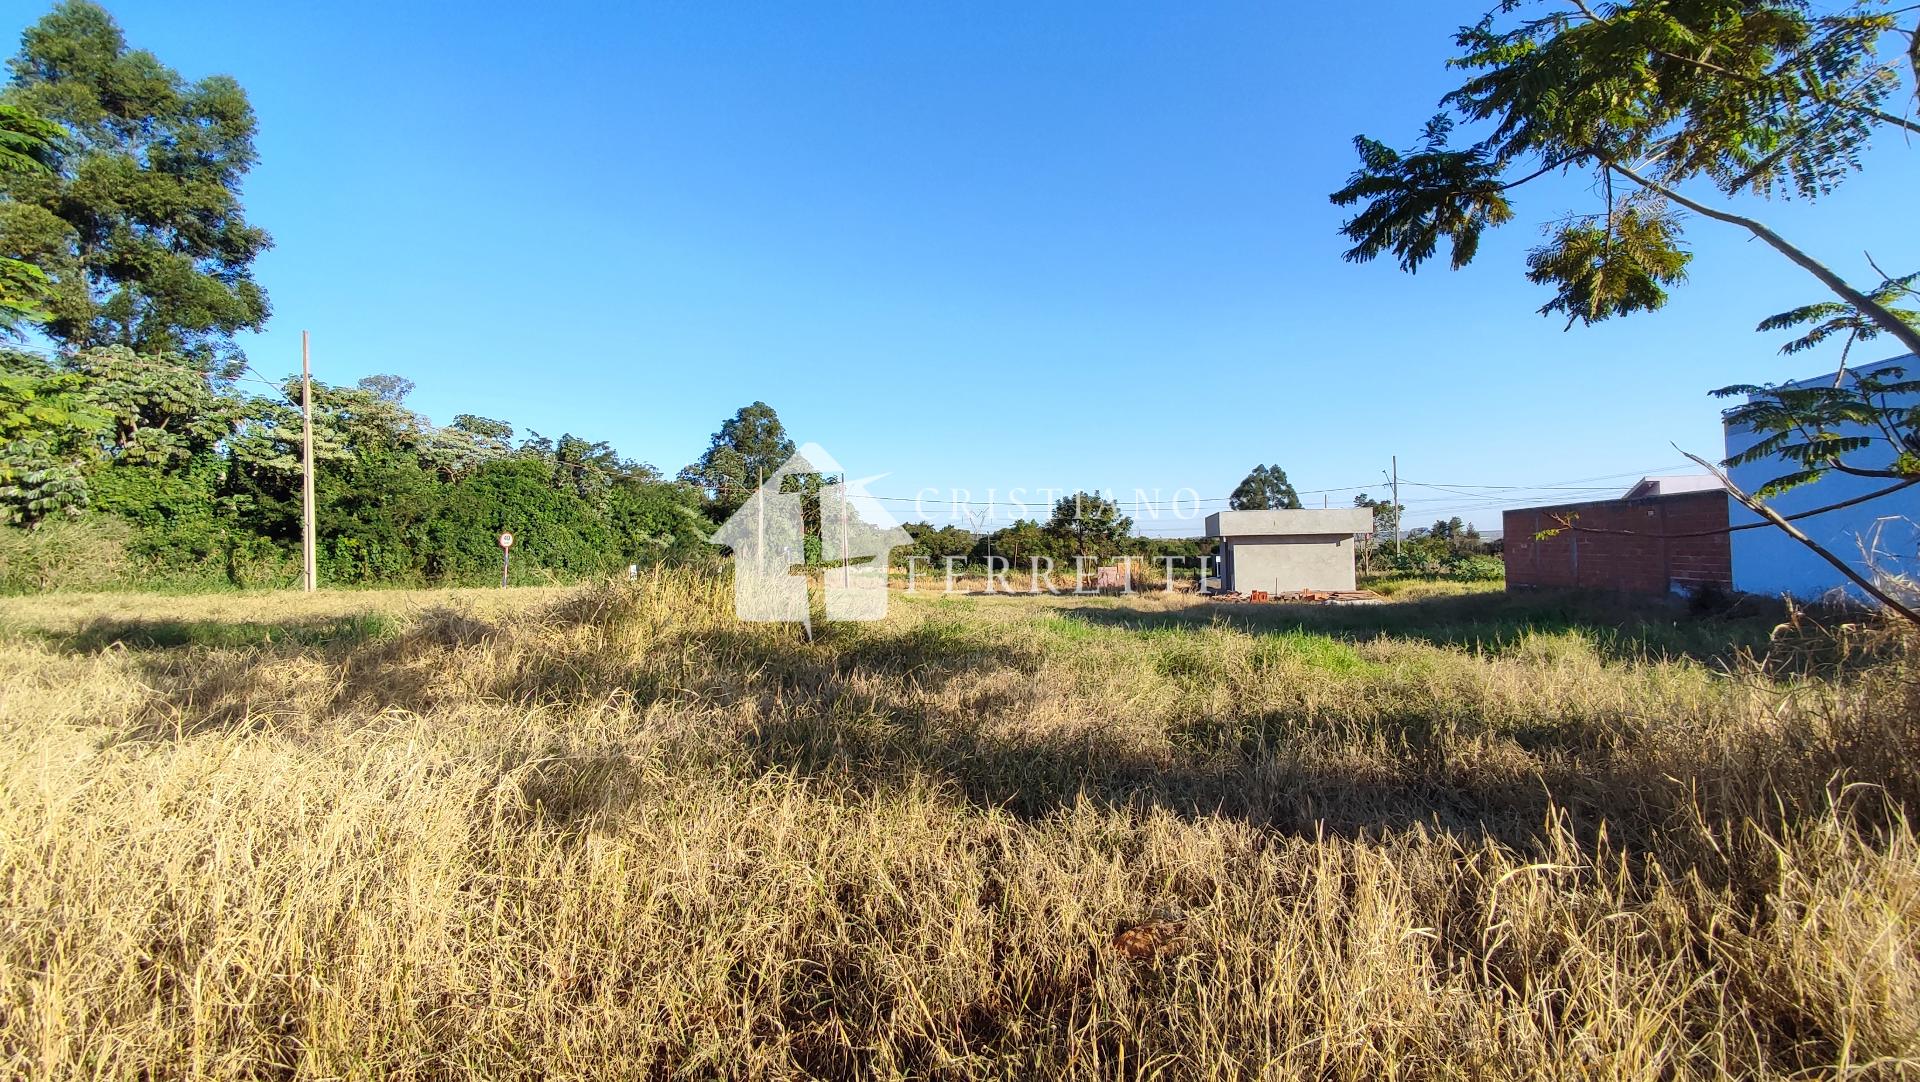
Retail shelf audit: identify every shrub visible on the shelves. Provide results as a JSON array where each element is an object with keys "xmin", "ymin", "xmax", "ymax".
[{"xmin": 0, "ymin": 515, "xmax": 132, "ymax": 592}]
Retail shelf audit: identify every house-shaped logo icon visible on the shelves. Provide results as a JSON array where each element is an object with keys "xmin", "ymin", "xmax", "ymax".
[{"xmin": 710, "ymin": 443, "xmax": 913, "ymax": 626}]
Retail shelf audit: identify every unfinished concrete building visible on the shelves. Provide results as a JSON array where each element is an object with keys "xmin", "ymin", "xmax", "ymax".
[{"xmin": 1204, "ymin": 509, "xmax": 1374, "ymax": 594}]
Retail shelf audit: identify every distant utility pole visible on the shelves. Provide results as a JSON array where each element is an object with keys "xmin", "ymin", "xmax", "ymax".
[
  {"xmin": 300, "ymin": 331, "xmax": 317, "ymax": 592},
  {"xmin": 963, "ymin": 506, "xmax": 993, "ymax": 578},
  {"xmin": 1391, "ymin": 455, "xmax": 1401, "ymax": 556}
]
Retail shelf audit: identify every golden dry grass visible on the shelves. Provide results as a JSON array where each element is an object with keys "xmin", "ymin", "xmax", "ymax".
[{"xmin": 1, "ymin": 570, "xmax": 1917, "ymax": 1079}]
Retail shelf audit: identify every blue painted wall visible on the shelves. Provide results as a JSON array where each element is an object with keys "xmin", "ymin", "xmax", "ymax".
[{"xmin": 1725, "ymin": 353, "xmax": 1920, "ymax": 601}]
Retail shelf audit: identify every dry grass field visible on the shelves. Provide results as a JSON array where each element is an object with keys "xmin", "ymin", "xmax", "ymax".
[{"xmin": 2, "ymin": 571, "xmax": 1917, "ymax": 1079}]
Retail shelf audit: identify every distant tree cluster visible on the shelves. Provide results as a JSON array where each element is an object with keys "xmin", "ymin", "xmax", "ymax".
[
  {"xmin": 0, "ymin": 344, "xmax": 715, "ymax": 587},
  {"xmin": 894, "ymin": 491, "xmax": 1210, "ymax": 575},
  {"xmin": 1346, "ymin": 494, "xmax": 1500, "ymax": 580},
  {"xmin": 1229, "ymin": 465, "xmax": 1302, "ymax": 510}
]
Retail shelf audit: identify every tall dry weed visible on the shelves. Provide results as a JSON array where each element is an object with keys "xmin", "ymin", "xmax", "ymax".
[{"xmin": 0, "ymin": 571, "xmax": 1915, "ymax": 1078}]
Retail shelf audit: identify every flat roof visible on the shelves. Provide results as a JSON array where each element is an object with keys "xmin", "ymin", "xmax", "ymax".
[
  {"xmin": 1768, "ymin": 352, "xmax": 1916, "ymax": 392},
  {"xmin": 1623, "ymin": 474, "xmax": 1723, "ymax": 499},
  {"xmin": 1205, "ymin": 508, "xmax": 1373, "ymax": 537}
]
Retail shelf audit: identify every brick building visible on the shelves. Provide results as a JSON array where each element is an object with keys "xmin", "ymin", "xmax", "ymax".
[{"xmin": 1502, "ymin": 483, "xmax": 1731, "ymax": 596}]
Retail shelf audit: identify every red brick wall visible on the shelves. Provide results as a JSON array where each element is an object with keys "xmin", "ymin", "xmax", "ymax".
[{"xmin": 1502, "ymin": 490, "xmax": 1732, "ymax": 595}]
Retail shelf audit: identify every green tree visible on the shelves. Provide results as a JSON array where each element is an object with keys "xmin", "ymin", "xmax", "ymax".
[
  {"xmin": 1353, "ymin": 493, "xmax": 1400, "ymax": 539},
  {"xmin": 679, "ymin": 401, "xmax": 796, "ymax": 517},
  {"xmin": 316, "ymin": 446, "xmax": 443, "ymax": 584},
  {"xmin": 1330, "ymin": 0, "xmax": 1916, "ymax": 358},
  {"xmin": 901, "ymin": 521, "xmax": 977, "ymax": 567},
  {"xmin": 549, "ymin": 433, "xmax": 623, "ymax": 506},
  {"xmin": 1351, "ymin": 492, "xmax": 1403, "ymax": 574},
  {"xmin": 425, "ymin": 414, "xmax": 513, "ymax": 480},
  {"xmin": 1229, "ymin": 464, "xmax": 1303, "ymax": 510},
  {"xmin": 71, "ymin": 345, "xmax": 233, "ymax": 468},
  {"xmin": 1427, "ymin": 515, "xmax": 1483, "ymax": 555},
  {"xmin": 0, "ymin": 102, "xmax": 60, "ymax": 333},
  {"xmin": 605, "ymin": 477, "xmax": 710, "ymax": 561},
  {"xmin": 0, "ymin": 348, "xmax": 106, "ymax": 523},
  {"xmin": 1043, "ymin": 491, "xmax": 1133, "ymax": 563},
  {"xmin": 222, "ymin": 376, "xmax": 427, "ymax": 550},
  {"xmin": 1716, "ymin": 277, "xmax": 1920, "ymax": 495},
  {"xmin": 2, "ymin": 0, "xmax": 271, "ymax": 359},
  {"xmin": 433, "ymin": 457, "xmax": 616, "ymax": 582},
  {"xmin": 1331, "ymin": 0, "xmax": 1920, "ymax": 617},
  {"xmin": 989, "ymin": 518, "xmax": 1048, "ymax": 568},
  {"xmin": 1717, "ymin": 358, "xmax": 1920, "ymax": 496}
]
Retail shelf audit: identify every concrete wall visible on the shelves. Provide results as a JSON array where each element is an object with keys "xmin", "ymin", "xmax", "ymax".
[
  {"xmin": 1724, "ymin": 354, "xmax": 1920, "ymax": 601},
  {"xmin": 1220, "ymin": 535, "xmax": 1359, "ymax": 593},
  {"xmin": 1503, "ymin": 490, "xmax": 1731, "ymax": 595},
  {"xmin": 1206, "ymin": 509, "xmax": 1369, "ymax": 593},
  {"xmin": 1205, "ymin": 508, "xmax": 1373, "ymax": 537}
]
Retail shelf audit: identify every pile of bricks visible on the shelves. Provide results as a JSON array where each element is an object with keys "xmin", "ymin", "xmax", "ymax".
[{"xmin": 1206, "ymin": 589, "xmax": 1385, "ymax": 606}]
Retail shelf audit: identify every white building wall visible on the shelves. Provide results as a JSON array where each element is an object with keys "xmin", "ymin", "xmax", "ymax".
[{"xmin": 1725, "ymin": 354, "xmax": 1920, "ymax": 601}]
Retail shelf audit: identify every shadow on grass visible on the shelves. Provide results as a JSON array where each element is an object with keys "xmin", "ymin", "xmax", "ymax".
[
  {"xmin": 740, "ymin": 671, "xmax": 1916, "ymax": 867},
  {"xmin": 70, "ymin": 586, "xmax": 1914, "ymax": 864},
  {"xmin": 707, "ymin": 598, "xmax": 1911, "ymax": 860},
  {"xmin": 47, "ymin": 613, "xmax": 401, "ymax": 654},
  {"xmin": 83, "ymin": 608, "xmax": 471, "ymax": 742}
]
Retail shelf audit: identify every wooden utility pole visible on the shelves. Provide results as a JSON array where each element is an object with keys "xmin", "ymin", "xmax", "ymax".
[
  {"xmin": 301, "ymin": 331, "xmax": 317, "ymax": 592},
  {"xmin": 1391, "ymin": 455, "xmax": 1400, "ymax": 557}
]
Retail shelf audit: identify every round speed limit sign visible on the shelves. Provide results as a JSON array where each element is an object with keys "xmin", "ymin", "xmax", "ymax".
[{"xmin": 498, "ymin": 532, "xmax": 514, "ymax": 549}]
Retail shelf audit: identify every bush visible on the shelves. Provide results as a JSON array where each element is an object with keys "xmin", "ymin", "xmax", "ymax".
[
  {"xmin": 0, "ymin": 515, "xmax": 133, "ymax": 593},
  {"xmin": 1450, "ymin": 554, "xmax": 1505, "ymax": 581},
  {"xmin": 1370, "ymin": 541, "xmax": 1505, "ymax": 582}
]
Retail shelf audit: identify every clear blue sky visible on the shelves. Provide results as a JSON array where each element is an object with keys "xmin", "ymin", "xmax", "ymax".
[{"xmin": 38, "ymin": 0, "xmax": 1920, "ymax": 533}]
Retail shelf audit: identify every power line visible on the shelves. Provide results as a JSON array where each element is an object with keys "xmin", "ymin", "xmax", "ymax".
[{"xmin": 1398, "ymin": 464, "xmax": 1699, "ymax": 491}]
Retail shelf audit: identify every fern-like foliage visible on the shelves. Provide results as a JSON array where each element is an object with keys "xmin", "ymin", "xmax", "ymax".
[
  {"xmin": 1755, "ymin": 272, "xmax": 1920, "ymax": 356},
  {"xmin": 1331, "ymin": 0, "xmax": 1915, "ymax": 331},
  {"xmin": 0, "ymin": 104, "xmax": 61, "ymax": 177},
  {"xmin": 1526, "ymin": 205, "xmax": 1693, "ymax": 325},
  {"xmin": 1329, "ymin": 119, "xmax": 1517, "ymax": 273},
  {"xmin": 0, "ymin": 104, "xmax": 64, "ymax": 335},
  {"xmin": 1717, "ymin": 359, "xmax": 1920, "ymax": 495}
]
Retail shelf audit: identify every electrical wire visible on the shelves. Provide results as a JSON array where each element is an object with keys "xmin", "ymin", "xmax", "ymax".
[{"xmin": 6, "ymin": 342, "xmax": 1720, "ymax": 538}]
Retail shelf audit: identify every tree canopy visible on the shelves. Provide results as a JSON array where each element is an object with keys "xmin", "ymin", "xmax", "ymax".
[
  {"xmin": 0, "ymin": 101, "xmax": 59, "ymax": 333},
  {"xmin": 0, "ymin": 343, "xmax": 714, "ymax": 586},
  {"xmin": 1229, "ymin": 464, "xmax": 1303, "ymax": 510},
  {"xmin": 679, "ymin": 401, "xmax": 796, "ymax": 517},
  {"xmin": 1330, "ymin": 0, "xmax": 1916, "ymax": 357},
  {"xmin": 1331, "ymin": 0, "xmax": 1920, "ymax": 514},
  {"xmin": 1043, "ymin": 491, "xmax": 1133, "ymax": 562},
  {"xmin": 1, "ymin": 0, "xmax": 271, "ymax": 360}
]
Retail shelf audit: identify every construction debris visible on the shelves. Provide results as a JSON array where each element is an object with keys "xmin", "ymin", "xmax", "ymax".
[
  {"xmin": 1110, "ymin": 918, "xmax": 1187, "ymax": 963},
  {"xmin": 1205, "ymin": 588, "xmax": 1385, "ymax": 605}
]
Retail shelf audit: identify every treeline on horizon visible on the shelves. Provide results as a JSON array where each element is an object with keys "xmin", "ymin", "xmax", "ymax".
[
  {"xmin": 0, "ymin": 1, "xmax": 1493, "ymax": 593},
  {"xmin": 0, "ymin": 335, "xmax": 1239, "ymax": 593},
  {"xmin": 0, "ymin": 350, "xmax": 1228, "ymax": 593}
]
